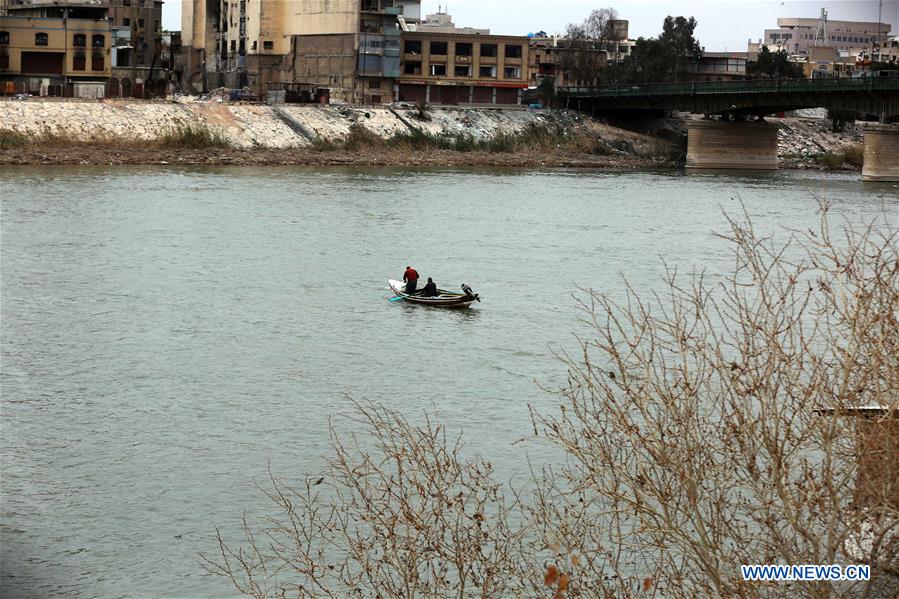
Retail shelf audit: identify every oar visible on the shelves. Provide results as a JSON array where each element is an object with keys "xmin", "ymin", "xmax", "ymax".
[{"xmin": 388, "ymin": 295, "xmax": 406, "ymax": 302}]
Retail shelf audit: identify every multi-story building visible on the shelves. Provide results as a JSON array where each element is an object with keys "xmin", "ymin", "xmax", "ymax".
[
  {"xmin": 397, "ymin": 31, "xmax": 530, "ymax": 105},
  {"xmin": 0, "ymin": 0, "xmax": 112, "ymax": 95},
  {"xmin": 106, "ymin": 0, "xmax": 163, "ymax": 68},
  {"xmin": 180, "ymin": 0, "xmax": 421, "ymax": 101},
  {"xmin": 416, "ymin": 10, "xmax": 489, "ymax": 35},
  {"xmin": 528, "ymin": 22, "xmax": 634, "ymax": 87},
  {"xmin": 758, "ymin": 15, "xmax": 891, "ymax": 55}
]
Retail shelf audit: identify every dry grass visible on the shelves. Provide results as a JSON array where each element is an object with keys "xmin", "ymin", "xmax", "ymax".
[
  {"xmin": 158, "ymin": 124, "xmax": 230, "ymax": 148},
  {"xmin": 329, "ymin": 122, "xmax": 632, "ymax": 157},
  {"xmin": 843, "ymin": 143, "xmax": 864, "ymax": 168},
  {"xmin": 0, "ymin": 128, "xmax": 29, "ymax": 150},
  {"xmin": 817, "ymin": 143, "xmax": 865, "ymax": 169}
]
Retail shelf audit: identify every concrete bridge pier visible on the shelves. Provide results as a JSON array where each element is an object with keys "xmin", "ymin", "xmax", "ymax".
[
  {"xmin": 686, "ymin": 120, "xmax": 780, "ymax": 170},
  {"xmin": 862, "ymin": 125, "xmax": 899, "ymax": 182}
]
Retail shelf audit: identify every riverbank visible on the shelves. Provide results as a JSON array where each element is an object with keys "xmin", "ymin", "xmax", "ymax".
[
  {"xmin": 0, "ymin": 143, "xmax": 669, "ymax": 168},
  {"xmin": 0, "ymin": 99, "xmax": 865, "ymax": 170}
]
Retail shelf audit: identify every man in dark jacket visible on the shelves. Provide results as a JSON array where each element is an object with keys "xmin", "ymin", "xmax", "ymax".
[
  {"xmin": 403, "ymin": 266, "xmax": 420, "ymax": 294},
  {"xmin": 422, "ymin": 277, "xmax": 438, "ymax": 297}
]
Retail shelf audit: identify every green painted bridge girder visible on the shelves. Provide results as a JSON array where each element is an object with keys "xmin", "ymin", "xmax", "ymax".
[{"xmin": 558, "ymin": 77, "xmax": 899, "ymax": 117}]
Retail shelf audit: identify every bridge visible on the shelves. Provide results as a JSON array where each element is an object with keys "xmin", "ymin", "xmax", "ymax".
[
  {"xmin": 556, "ymin": 77, "xmax": 899, "ymax": 180},
  {"xmin": 558, "ymin": 77, "xmax": 899, "ymax": 118}
]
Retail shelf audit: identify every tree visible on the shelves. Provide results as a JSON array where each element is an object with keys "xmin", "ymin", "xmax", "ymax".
[
  {"xmin": 748, "ymin": 45, "xmax": 805, "ymax": 79},
  {"xmin": 536, "ymin": 75, "xmax": 557, "ymax": 108},
  {"xmin": 531, "ymin": 204, "xmax": 899, "ymax": 596},
  {"xmin": 557, "ymin": 8, "xmax": 619, "ymax": 86},
  {"xmin": 605, "ymin": 15, "xmax": 703, "ymax": 84},
  {"xmin": 660, "ymin": 15, "xmax": 703, "ymax": 81},
  {"xmin": 607, "ymin": 36, "xmax": 671, "ymax": 83},
  {"xmin": 583, "ymin": 7, "xmax": 619, "ymax": 43},
  {"xmin": 207, "ymin": 206, "xmax": 899, "ymax": 598}
]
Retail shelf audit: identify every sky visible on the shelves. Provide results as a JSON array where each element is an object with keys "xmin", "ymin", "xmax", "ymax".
[{"xmin": 162, "ymin": 0, "xmax": 898, "ymax": 52}]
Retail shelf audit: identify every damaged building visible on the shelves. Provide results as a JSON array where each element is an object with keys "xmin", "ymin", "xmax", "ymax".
[{"xmin": 180, "ymin": 0, "xmax": 422, "ymax": 102}]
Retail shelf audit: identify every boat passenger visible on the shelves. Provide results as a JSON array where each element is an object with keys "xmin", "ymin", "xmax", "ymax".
[
  {"xmin": 422, "ymin": 278, "xmax": 438, "ymax": 297},
  {"xmin": 403, "ymin": 265, "xmax": 420, "ymax": 295}
]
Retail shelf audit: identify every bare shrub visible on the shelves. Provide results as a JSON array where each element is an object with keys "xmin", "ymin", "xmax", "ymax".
[
  {"xmin": 202, "ymin": 403, "xmax": 529, "ymax": 598},
  {"xmin": 207, "ymin": 206, "xmax": 898, "ymax": 598},
  {"xmin": 158, "ymin": 124, "xmax": 229, "ymax": 148},
  {"xmin": 531, "ymin": 203, "xmax": 899, "ymax": 597},
  {"xmin": 343, "ymin": 123, "xmax": 384, "ymax": 152}
]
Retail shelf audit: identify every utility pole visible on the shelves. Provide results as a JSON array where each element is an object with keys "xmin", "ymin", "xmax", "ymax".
[{"xmin": 63, "ymin": 5, "xmax": 68, "ymax": 95}]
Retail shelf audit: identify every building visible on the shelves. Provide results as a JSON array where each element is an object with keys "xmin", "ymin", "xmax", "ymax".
[
  {"xmin": 759, "ymin": 14, "xmax": 891, "ymax": 55},
  {"xmin": 528, "ymin": 22, "xmax": 635, "ymax": 87},
  {"xmin": 106, "ymin": 0, "xmax": 162, "ymax": 68},
  {"xmin": 680, "ymin": 52, "xmax": 748, "ymax": 81},
  {"xmin": 180, "ymin": 0, "xmax": 422, "ymax": 102},
  {"xmin": 0, "ymin": 0, "xmax": 112, "ymax": 95},
  {"xmin": 416, "ymin": 9, "xmax": 489, "ymax": 35},
  {"xmin": 397, "ymin": 31, "xmax": 530, "ymax": 105}
]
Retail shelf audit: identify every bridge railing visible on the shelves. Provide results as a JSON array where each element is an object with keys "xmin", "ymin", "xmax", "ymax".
[{"xmin": 560, "ymin": 75, "xmax": 899, "ymax": 98}]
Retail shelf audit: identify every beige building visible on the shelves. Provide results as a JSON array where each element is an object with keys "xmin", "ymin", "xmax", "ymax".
[
  {"xmin": 397, "ymin": 31, "xmax": 530, "ymax": 105},
  {"xmin": 416, "ymin": 10, "xmax": 489, "ymax": 35},
  {"xmin": 760, "ymin": 15, "xmax": 891, "ymax": 55},
  {"xmin": 180, "ymin": 0, "xmax": 421, "ymax": 100},
  {"xmin": 0, "ymin": 0, "xmax": 112, "ymax": 95},
  {"xmin": 529, "ymin": 24, "xmax": 635, "ymax": 87}
]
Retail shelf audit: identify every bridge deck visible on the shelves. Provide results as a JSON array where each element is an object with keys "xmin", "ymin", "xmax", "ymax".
[
  {"xmin": 557, "ymin": 76, "xmax": 899, "ymax": 117},
  {"xmin": 560, "ymin": 76, "xmax": 899, "ymax": 98}
]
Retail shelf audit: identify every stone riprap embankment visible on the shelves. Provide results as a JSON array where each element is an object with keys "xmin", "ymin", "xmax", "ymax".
[
  {"xmin": 0, "ymin": 99, "xmax": 575, "ymax": 149},
  {"xmin": 769, "ymin": 116, "xmax": 863, "ymax": 158}
]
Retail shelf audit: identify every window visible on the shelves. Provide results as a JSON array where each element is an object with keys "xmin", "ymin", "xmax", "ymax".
[
  {"xmin": 252, "ymin": 40, "xmax": 257, "ymax": 50},
  {"xmin": 35, "ymin": 32, "xmax": 49, "ymax": 46},
  {"xmin": 430, "ymin": 63, "xmax": 446, "ymax": 76},
  {"xmin": 480, "ymin": 43, "xmax": 497, "ymax": 57},
  {"xmin": 404, "ymin": 40, "xmax": 422, "ymax": 54},
  {"xmin": 138, "ymin": 18, "xmax": 144, "ymax": 28},
  {"xmin": 0, "ymin": 31, "xmax": 9, "ymax": 45},
  {"xmin": 91, "ymin": 54, "xmax": 104, "ymax": 70},
  {"xmin": 503, "ymin": 66, "xmax": 521, "ymax": 79},
  {"xmin": 430, "ymin": 41, "xmax": 447, "ymax": 55},
  {"xmin": 0, "ymin": 54, "xmax": 9, "ymax": 69},
  {"xmin": 73, "ymin": 55, "xmax": 86, "ymax": 70},
  {"xmin": 230, "ymin": 40, "xmax": 236, "ymax": 52},
  {"xmin": 93, "ymin": 34, "xmax": 105, "ymax": 47},
  {"xmin": 154, "ymin": 20, "xmax": 159, "ymax": 31},
  {"xmin": 504, "ymin": 44, "xmax": 522, "ymax": 59},
  {"xmin": 73, "ymin": 34, "xmax": 86, "ymax": 47},
  {"xmin": 479, "ymin": 65, "xmax": 496, "ymax": 77},
  {"xmin": 454, "ymin": 65, "xmax": 471, "ymax": 77},
  {"xmin": 122, "ymin": 17, "xmax": 130, "ymax": 26},
  {"xmin": 368, "ymin": 80, "xmax": 381, "ymax": 89},
  {"xmin": 404, "ymin": 61, "xmax": 421, "ymax": 75},
  {"xmin": 263, "ymin": 40, "xmax": 273, "ymax": 50}
]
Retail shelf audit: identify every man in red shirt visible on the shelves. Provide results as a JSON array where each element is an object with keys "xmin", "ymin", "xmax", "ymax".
[{"xmin": 403, "ymin": 266, "xmax": 420, "ymax": 295}]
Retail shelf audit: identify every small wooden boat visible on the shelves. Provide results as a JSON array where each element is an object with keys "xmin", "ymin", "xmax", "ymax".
[{"xmin": 388, "ymin": 279, "xmax": 481, "ymax": 308}]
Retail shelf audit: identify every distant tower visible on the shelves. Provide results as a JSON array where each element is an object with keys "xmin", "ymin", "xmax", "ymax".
[{"xmin": 813, "ymin": 7, "xmax": 829, "ymax": 46}]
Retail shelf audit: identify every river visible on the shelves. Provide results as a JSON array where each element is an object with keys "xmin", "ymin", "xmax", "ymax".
[{"xmin": 1, "ymin": 166, "xmax": 896, "ymax": 597}]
